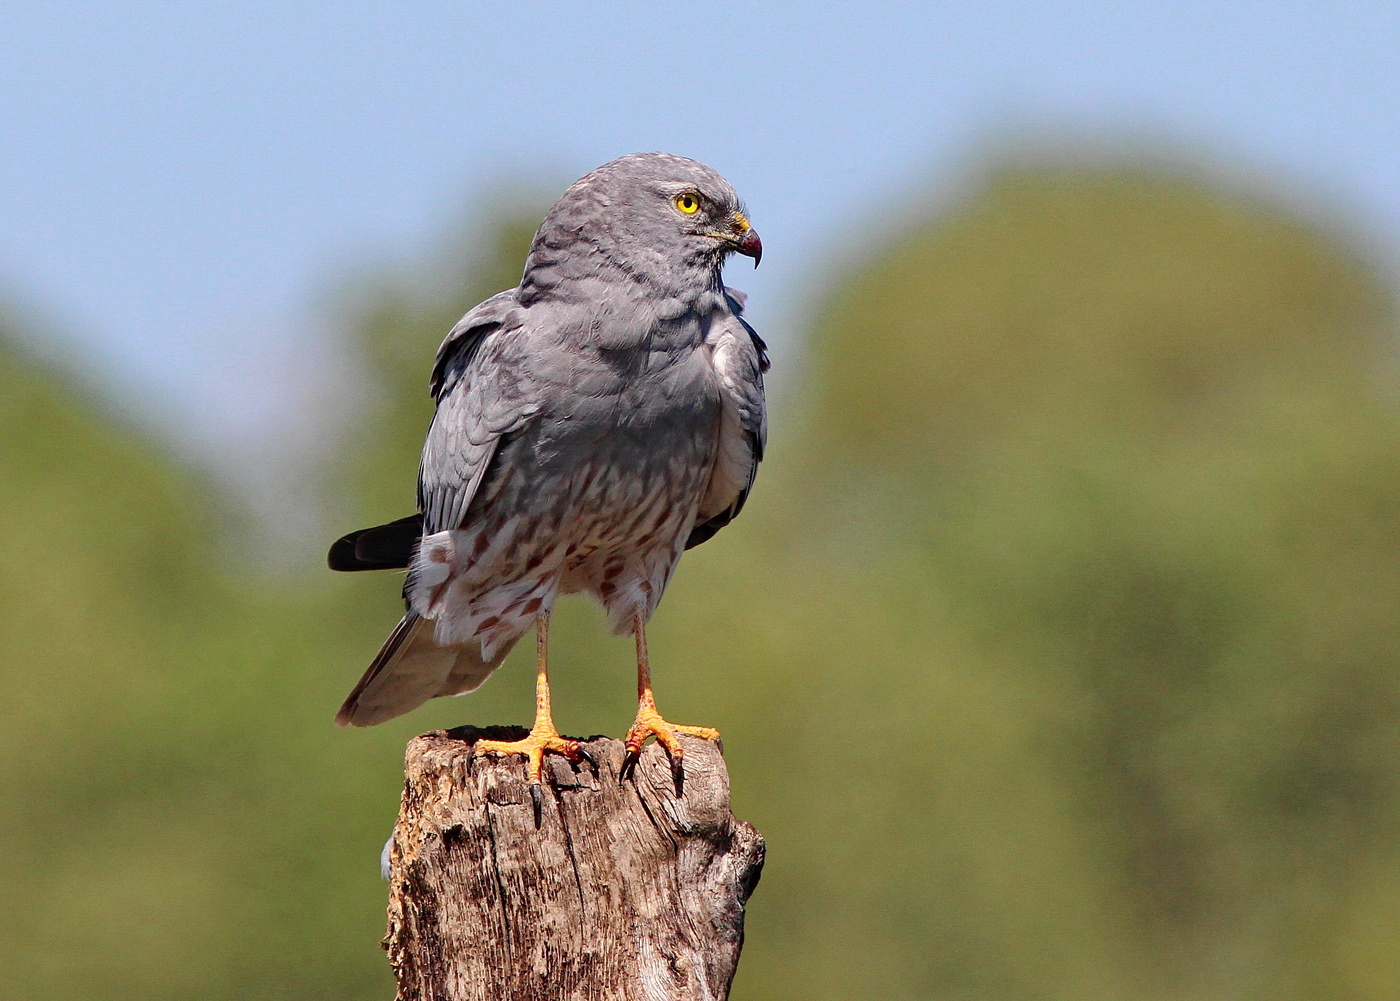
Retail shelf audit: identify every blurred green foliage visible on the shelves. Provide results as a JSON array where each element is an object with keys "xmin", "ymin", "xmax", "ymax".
[{"xmin": 4, "ymin": 158, "xmax": 1400, "ymax": 1000}]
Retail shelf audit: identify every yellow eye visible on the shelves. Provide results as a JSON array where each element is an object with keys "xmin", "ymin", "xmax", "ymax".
[{"xmin": 674, "ymin": 192, "xmax": 701, "ymax": 215}]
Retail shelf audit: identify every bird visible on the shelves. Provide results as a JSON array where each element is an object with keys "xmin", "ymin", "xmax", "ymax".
[{"xmin": 328, "ymin": 152, "xmax": 767, "ymax": 802}]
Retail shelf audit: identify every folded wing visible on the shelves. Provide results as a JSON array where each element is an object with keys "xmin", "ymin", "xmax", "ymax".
[
  {"xmin": 333, "ymin": 290, "xmax": 541, "ymax": 726},
  {"xmin": 687, "ymin": 289, "xmax": 769, "ymax": 549}
]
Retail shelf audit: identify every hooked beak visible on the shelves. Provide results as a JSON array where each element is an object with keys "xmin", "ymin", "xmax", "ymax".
[
  {"xmin": 706, "ymin": 210, "xmax": 762, "ymax": 267},
  {"xmin": 725, "ymin": 211, "xmax": 762, "ymax": 267},
  {"xmin": 733, "ymin": 227, "xmax": 763, "ymax": 267}
]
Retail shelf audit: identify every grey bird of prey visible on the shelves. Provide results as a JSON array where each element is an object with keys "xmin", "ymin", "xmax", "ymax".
[{"xmin": 329, "ymin": 152, "xmax": 767, "ymax": 795}]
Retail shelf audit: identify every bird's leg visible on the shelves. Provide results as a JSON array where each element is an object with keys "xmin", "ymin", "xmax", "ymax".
[
  {"xmin": 473, "ymin": 612, "xmax": 593, "ymax": 823},
  {"xmin": 620, "ymin": 615, "xmax": 720, "ymax": 790}
]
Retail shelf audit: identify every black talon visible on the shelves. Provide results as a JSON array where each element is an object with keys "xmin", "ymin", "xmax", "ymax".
[
  {"xmin": 530, "ymin": 782, "xmax": 543, "ymax": 827},
  {"xmin": 670, "ymin": 755, "xmax": 685, "ymax": 796},
  {"xmin": 620, "ymin": 747, "xmax": 640, "ymax": 781},
  {"xmin": 577, "ymin": 746, "xmax": 597, "ymax": 771}
]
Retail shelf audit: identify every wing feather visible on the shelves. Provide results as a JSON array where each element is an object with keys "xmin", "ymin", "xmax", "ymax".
[
  {"xmin": 417, "ymin": 290, "xmax": 540, "ymax": 535},
  {"xmin": 687, "ymin": 289, "xmax": 768, "ymax": 549},
  {"xmin": 335, "ymin": 291, "xmax": 544, "ymax": 726}
]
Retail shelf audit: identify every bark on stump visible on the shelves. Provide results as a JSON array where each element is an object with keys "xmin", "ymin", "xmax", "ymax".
[{"xmin": 385, "ymin": 725, "xmax": 765, "ymax": 1001}]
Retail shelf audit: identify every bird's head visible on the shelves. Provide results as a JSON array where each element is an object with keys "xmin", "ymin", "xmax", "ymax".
[{"xmin": 523, "ymin": 152, "xmax": 761, "ymax": 303}]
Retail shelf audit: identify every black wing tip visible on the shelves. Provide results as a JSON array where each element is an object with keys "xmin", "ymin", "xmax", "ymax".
[
  {"xmin": 327, "ymin": 533, "xmax": 364, "ymax": 571},
  {"xmin": 327, "ymin": 514, "xmax": 423, "ymax": 571},
  {"xmin": 683, "ymin": 522, "xmax": 722, "ymax": 550},
  {"xmin": 685, "ymin": 508, "xmax": 738, "ymax": 550}
]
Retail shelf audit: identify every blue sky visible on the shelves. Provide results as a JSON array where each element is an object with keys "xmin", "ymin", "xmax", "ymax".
[{"xmin": 3, "ymin": 1, "xmax": 1399, "ymax": 454}]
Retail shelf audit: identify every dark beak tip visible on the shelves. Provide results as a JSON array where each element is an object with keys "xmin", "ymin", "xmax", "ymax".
[{"xmin": 736, "ymin": 229, "xmax": 763, "ymax": 268}]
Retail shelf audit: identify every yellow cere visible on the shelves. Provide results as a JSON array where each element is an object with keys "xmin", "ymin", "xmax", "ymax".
[
  {"xmin": 732, "ymin": 211, "xmax": 750, "ymax": 232},
  {"xmin": 675, "ymin": 192, "xmax": 701, "ymax": 215}
]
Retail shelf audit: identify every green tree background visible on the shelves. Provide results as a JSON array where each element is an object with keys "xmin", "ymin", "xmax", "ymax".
[{"xmin": 4, "ymin": 152, "xmax": 1400, "ymax": 1000}]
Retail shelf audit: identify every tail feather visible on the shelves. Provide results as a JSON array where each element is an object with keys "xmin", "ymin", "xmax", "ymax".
[
  {"xmin": 335, "ymin": 613, "xmax": 517, "ymax": 727},
  {"xmin": 437, "ymin": 632, "xmax": 524, "ymax": 699}
]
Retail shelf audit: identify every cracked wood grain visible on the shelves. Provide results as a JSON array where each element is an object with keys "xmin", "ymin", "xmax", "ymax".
[{"xmin": 385, "ymin": 725, "xmax": 765, "ymax": 1001}]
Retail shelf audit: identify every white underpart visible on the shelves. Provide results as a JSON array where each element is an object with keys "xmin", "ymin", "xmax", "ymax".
[
  {"xmin": 408, "ymin": 523, "xmax": 562, "ymax": 659},
  {"xmin": 411, "ymin": 531, "xmax": 455, "ymax": 591}
]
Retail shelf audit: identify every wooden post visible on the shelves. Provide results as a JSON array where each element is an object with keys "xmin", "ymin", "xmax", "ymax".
[{"xmin": 384, "ymin": 725, "xmax": 765, "ymax": 1001}]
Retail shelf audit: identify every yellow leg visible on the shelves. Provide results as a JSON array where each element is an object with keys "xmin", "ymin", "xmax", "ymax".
[
  {"xmin": 474, "ymin": 612, "xmax": 592, "ymax": 820},
  {"xmin": 621, "ymin": 615, "xmax": 720, "ymax": 789}
]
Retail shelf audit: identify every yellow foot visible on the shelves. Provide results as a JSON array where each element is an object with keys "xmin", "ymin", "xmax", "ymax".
[
  {"xmin": 620, "ymin": 706, "xmax": 721, "ymax": 791},
  {"xmin": 474, "ymin": 728, "xmax": 595, "ymax": 823}
]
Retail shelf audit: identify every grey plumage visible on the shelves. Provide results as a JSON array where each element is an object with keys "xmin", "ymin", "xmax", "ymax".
[{"xmin": 331, "ymin": 153, "xmax": 767, "ymax": 727}]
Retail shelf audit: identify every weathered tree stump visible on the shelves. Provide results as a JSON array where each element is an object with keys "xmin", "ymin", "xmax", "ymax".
[{"xmin": 385, "ymin": 725, "xmax": 765, "ymax": 1001}]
